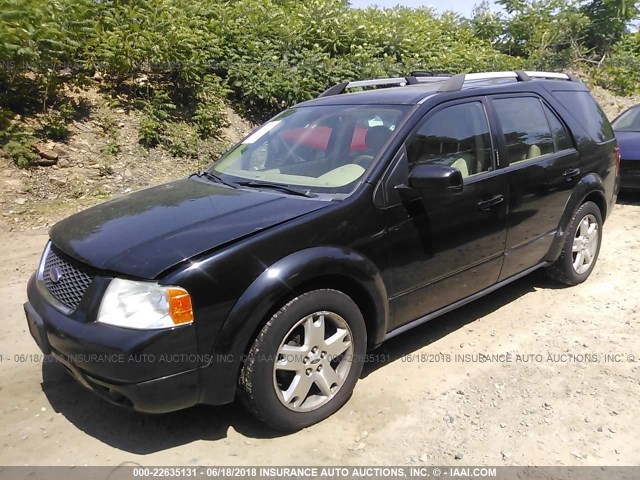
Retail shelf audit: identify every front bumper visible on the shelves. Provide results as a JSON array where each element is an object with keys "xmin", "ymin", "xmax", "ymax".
[{"xmin": 25, "ymin": 273, "xmax": 201, "ymax": 413}]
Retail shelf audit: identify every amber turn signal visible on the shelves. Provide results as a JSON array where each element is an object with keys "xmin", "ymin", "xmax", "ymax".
[{"xmin": 167, "ymin": 288, "xmax": 194, "ymax": 325}]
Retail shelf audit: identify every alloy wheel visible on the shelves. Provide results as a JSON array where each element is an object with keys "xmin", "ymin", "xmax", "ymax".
[
  {"xmin": 273, "ymin": 311, "xmax": 353, "ymax": 412},
  {"xmin": 572, "ymin": 213, "xmax": 599, "ymax": 275}
]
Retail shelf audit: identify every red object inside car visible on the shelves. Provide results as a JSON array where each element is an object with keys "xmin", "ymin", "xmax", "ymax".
[{"xmin": 280, "ymin": 126, "xmax": 368, "ymax": 152}]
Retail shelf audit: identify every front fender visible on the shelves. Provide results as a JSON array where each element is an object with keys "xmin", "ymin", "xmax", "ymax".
[
  {"xmin": 545, "ymin": 173, "xmax": 606, "ymax": 263},
  {"xmin": 198, "ymin": 246, "xmax": 389, "ymax": 405}
]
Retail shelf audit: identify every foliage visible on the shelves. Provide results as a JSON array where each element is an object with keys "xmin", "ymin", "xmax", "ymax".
[
  {"xmin": 99, "ymin": 109, "xmax": 120, "ymax": 158},
  {"xmin": 193, "ymin": 75, "xmax": 229, "ymax": 138},
  {"xmin": 1, "ymin": 0, "xmax": 640, "ymax": 164},
  {"xmin": 594, "ymin": 32, "xmax": 640, "ymax": 94},
  {"xmin": 470, "ymin": 1, "xmax": 506, "ymax": 47},
  {"xmin": 138, "ymin": 115, "xmax": 163, "ymax": 149},
  {"xmin": 85, "ymin": 0, "xmax": 221, "ymax": 87},
  {"xmin": 40, "ymin": 103, "xmax": 75, "ymax": 140},
  {"xmin": 3, "ymin": 138, "xmax": 37, "ymax": 168},
  {"xmin": 496, "ymin": 0, "xmax": 590, "ymax": 68},
  {"xmin": 0, "ymin": 0, "xmax": 543, "ymax": 124},
  {"xmin": 0, "ymin": 0, "xmax": 96, "ymax": 108},
  {"xmin": 164, "ymin": 122, "xmax": 200, "ymax": 158},
  {"xmin": 219, "ymin": 2, "xmax": 519, "ymax": 116},
  {"xmin": 138, "ymin": 91, "xmax": 175, "ymax": 148},
  {"xmin": 0, "ymin": 108, "xmax": 38, "ymax": 167},
  {"xmin": 581, "ymin": 0, "xmax": 640, "ymax": 55}
]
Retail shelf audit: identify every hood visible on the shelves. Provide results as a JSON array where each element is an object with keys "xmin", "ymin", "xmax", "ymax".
[
  {"xmin": 49, "ymin": 178, "xmax": 329, "ymax": 279},
  {"xmin": 615, "ymin": 131, "xmax": 640, "ymax": 160}
]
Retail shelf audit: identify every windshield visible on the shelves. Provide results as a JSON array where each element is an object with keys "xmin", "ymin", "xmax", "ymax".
[
  {"xmin": 210, "ymin": 105, "xmax": 410, "ymax": 194},
  {"xmin": 613, "ymin": 107, "xmax": 640, "ymax": 132}
]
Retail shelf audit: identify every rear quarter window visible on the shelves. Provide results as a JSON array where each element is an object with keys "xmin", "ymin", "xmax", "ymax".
[
  {"xmin": 543, "ymin": 104, "xmax": 574, "ymax": 151},
  {"xmin": 551, "ymin": 90, "xmax": 614, "ymax": 143}
]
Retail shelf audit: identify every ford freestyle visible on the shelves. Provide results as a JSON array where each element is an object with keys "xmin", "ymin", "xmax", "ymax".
[{"xmin": 25, "ymin": 71, "xmax": 619, "ymax": 431}]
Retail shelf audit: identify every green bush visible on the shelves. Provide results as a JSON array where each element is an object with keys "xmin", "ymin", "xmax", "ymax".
[
  {"xmin": 138, "ymin": 91, "xmax": 175, "ymax": 148},
  {"xmin": 139, "ymin": 115, "xmax": 163, "ymax": 148},
  {"xmin": 595, "ymin": 33, "xmax": 640, "ymax": 95},
  {"xmin": 0, "ymin": 108, "xmax": 37, "ymax": 167},
  {"xmin": 5, "ymin": 0, "xmax": 640, "ymax": 166},
  {"xmin": 3, "ymin": 137, "xmax": 38, "ymax": 168},
  {"xmin": 40, "ymin": 103, "xmax": 75, "ymax": 140},
  {"xmin": 0, "ymin": 0, "xmax": 524, "ymax": 125},
  {"xmin": 0, "ymin": 0, "xmax": 96, "ymax": 108},
  {"xmin": 194, "ymin": 75, "xmax": 229, "ymax": 138},
  {"xmin": 164, "ymin": 122, "xmax": 200, "ymax": 158}
]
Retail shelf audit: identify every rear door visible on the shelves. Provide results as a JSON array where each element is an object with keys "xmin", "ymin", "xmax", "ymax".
[{"xmin": 489, "ymin": 95, "xmax": 579, "ymax": 280}]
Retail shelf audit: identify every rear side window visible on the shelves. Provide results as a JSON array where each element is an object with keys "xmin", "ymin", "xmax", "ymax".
[
  {"xmin": 493, "ymin": 97, "xmax": 554, "ymax": 165},
  {"xmin": 543, "ymin": 104, "xmax": 573, "ymax": 151},
  {"xmin": 551, "ymin": 90, "xmax": 614, "ymax": 143}
]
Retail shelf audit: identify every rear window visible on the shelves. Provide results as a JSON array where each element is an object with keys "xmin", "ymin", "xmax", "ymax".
[{"xmin": 551, "ymin": 90, "xmax": 614, "ymax": 143}]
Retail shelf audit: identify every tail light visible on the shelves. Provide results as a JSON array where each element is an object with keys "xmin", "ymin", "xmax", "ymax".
[{"xmin": 615, "ymin": 146, "xmax": 621, "ymax": 176}]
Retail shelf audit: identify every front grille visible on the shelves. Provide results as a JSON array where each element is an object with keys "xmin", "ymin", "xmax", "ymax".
[{"xmin": 42, "ymin": 245, "xmax": 94, "ymax": 311}]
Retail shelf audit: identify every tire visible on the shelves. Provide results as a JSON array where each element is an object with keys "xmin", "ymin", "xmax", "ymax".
[
  {"xmin": 546, "ymin": 201, "xmax": 603, "ymax": 286},
  {"xmin": 238, "ymin": 289, "xmax": 366, "ymax": 432}
]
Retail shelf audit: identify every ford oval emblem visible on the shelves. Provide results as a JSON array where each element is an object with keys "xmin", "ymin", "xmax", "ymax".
[{"xmin": 48, "ymin": 266, "xmax": 63, "ymax": 283}]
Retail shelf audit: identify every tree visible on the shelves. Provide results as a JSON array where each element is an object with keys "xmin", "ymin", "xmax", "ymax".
[
  {"xmin": 470, "ymin": 1, "xmax": 506, "ymax": 46},
  {"xmin": 496, "ymin": 0, "xmax": 590, "ymax": 67},
  {"xmin": 581, "ymin": 0, "xmax": 640, "ymax": 54}
]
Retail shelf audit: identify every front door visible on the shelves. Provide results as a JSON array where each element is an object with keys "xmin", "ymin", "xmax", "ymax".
[{"xmin": 382, "ymin": 99, "xmax": 508, "ymax": 330}]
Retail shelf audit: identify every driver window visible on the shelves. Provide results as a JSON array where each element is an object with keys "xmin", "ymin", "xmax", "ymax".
[{"xmin": 407, "ymin": 102, "xmax": 493, "ymax": 178}]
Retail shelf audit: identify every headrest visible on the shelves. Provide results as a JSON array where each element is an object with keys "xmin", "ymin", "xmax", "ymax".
[{"xmin": 365, "ymin": 126, "xmax": 393, "ymax": 152}]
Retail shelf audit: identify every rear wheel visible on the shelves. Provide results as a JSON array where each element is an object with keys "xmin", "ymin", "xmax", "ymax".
[
  {"xmin": 238, "ymin": 289, "xmax": 366, "ymax": 431},
  {"xmin": 546, "ymin": 201, "xmax": 603, "ymax": 286}
]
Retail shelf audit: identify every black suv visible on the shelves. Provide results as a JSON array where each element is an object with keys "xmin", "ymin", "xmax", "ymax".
[{"xmin": 25, "ymin": 71, "xmax": 619, "ymax": 431}]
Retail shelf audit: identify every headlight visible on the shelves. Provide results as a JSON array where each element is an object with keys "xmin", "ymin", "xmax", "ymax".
[{"xmin": 97, "ymin": 278, "xmax": 194, "ymax": 329}]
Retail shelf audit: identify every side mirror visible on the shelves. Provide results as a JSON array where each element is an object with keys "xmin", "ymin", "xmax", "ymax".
[{"xmin": 408, "ymin": 165, "xmax": 463, "ymax": 193}]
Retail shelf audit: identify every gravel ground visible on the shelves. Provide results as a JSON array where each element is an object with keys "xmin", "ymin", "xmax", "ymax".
[{"xmin": 0, "ymin": 194, "xmax": 638, "ymax": 467}]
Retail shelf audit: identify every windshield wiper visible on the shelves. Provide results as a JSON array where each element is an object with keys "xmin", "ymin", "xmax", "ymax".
[
  {"xmin": 237, "ymin": 180, "xmax": 317, "ymax": 198},
  {"xmin": 192, "ymin": 171, "xmax": 238, "ymax": 189}
]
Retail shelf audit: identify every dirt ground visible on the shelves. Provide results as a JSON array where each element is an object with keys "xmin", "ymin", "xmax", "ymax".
[{"xmin": 0, "ymin": 192, "xmax": 638, "ymax": 467}]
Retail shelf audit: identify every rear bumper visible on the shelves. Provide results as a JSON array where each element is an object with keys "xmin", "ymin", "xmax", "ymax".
[
  {"xmin": 25, "ymin": 274, "xmax": 202, "ymax": 413},
  {"xmin": 621, "ymin": 160, "xmax": 640, "ymax": 190},
  {"xmin": 620, "ymin": 176, "xmax": 640, "ymax": 190}
]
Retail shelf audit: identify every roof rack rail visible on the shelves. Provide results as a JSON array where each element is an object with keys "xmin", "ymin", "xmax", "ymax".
[
  {"xmin": 437, "ymin": 70, "xmax": 575, "ymax": 93},
  {"xmin": 410, "ymin": 71, "xmax": 453, "ymax": 78},
  {"xmin": 318, "ymin": 72, "xmax": 463, "ymax": 97},
  {"xmin": 318, "ymin": 77, "xmax": 418, "ymax": 97},
  {"xmin": 318, "ymin": 70, "xmax": 577, "ymax": 98}
]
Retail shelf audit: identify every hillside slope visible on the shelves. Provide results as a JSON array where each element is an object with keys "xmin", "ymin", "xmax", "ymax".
[{"xmin": 0, "ymin": 86, "xmax": 253, "ymax": 232}]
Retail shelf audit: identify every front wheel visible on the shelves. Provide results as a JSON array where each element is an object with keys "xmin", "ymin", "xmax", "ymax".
[
  {"xmin": 546, "ymin": 201, "xmax": 603, "ymax": 286},
  {"xmin": 238, "ymin": 289, "xmax": 366, "ymax": 431}
]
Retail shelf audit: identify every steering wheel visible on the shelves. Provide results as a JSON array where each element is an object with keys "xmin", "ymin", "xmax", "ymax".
[{"xmin": 264, "ymin": 135, "xmax": 305, "ymax": 169}]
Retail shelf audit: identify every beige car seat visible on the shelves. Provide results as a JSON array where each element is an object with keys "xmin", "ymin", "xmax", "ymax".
[
  {"xmin": 450, "ymin": 153, "xmax": 475, "ymax": 178},
  {"xmin": 527, "ymin": 144, "xmax": 542, "ymax": 159}
]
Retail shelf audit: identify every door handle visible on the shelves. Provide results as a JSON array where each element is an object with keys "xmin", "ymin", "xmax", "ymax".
[
  {"xmin": 563, "ymin": 168, "xmax": 581, "ymax": 181},
  {"xmin": 477, "ymin": 194, "xmax": 504, "ymax": 211}
]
